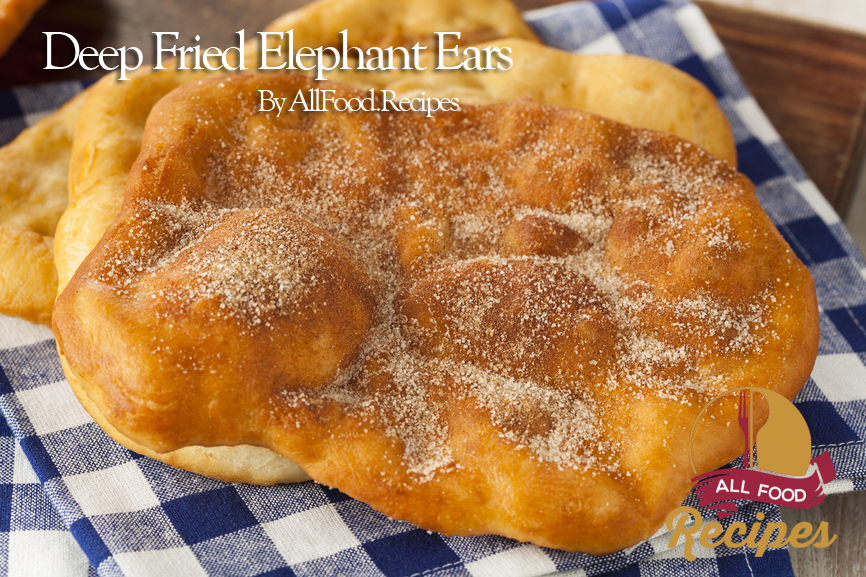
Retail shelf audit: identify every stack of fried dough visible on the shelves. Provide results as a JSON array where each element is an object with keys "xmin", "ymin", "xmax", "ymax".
[{"xmin": 2, "ymin": 0, "xmax": 818, "ymax": 555}]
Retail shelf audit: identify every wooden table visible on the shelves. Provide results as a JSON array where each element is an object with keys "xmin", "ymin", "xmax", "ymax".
[
  {"xmin": 697, "ymin": 1, "xmax": 866, "ymax": 220},
  {"xmin": 1, "ymin": 1, "xmax": 864, "ymax": 575}
]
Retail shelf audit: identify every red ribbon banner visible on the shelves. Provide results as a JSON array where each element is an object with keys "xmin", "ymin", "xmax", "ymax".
[{"xmin": 690, "ymin": 451, "xmax": 837, "ymax": 518}]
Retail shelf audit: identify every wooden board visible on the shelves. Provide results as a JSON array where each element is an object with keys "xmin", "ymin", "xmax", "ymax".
[
  {"xmin": 781, "ymin": 492, "xmax": 866, "ymax": 577},
  {"xmin": 697, "ymin": 1, "xmax": 866, "ymax": 217}
]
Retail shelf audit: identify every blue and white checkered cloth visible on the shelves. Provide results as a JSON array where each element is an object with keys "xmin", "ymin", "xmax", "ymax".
[{"xmin": 1, "ymin": 0, "xmax": 865, "ymax": 575}]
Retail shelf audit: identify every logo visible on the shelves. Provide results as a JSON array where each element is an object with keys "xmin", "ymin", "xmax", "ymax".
[{"xmin": 666, "ymin": 387, "xmax": 837, "ymax": 560}]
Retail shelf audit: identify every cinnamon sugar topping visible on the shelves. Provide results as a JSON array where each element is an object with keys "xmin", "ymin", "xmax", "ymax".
[{"xmin": 87, "ymin": 75, "xmax": 780, "ymax": 481}]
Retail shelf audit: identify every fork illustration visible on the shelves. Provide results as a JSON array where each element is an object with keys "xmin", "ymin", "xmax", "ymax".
[{"xmin": 738, "ymin": 390, "xmax": 750, "ymax": 468}]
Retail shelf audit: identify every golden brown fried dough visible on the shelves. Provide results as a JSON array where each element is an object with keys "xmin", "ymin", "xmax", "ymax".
[
  {"xmin": 52, "ymin": 68, "xmax": 314, "ymax": 484},
  {"xmin": 0, "ymin": 0, "xmax": 540, "ymax": 325},
  {"xmin": 44, "ymin": 0, "xmax": 735, "ymax": 486},
  {"xmin": 264, "ymin": 0, "xmax": 538, "ymax": 48},
  {"xmin": 2, "ymin": 0, "xmax": 733, "ymax": 328},
  {"xmin": 54, "ymin": 73, "xmax": 818, "ymax": 553},
  {"xmin": 377, "ymin": 38, "xmax": 736, "ymax": 164},
  {"xmin": 54, "ymin": 35, "xmax": 736, "ymax": 479},
  {"xmin": 0, "ymin": 92, "xmax": 84, "ymax": 324},
  {"xmin": 47, "ymin": 0, "xmax": 545, "ymax": 482}
]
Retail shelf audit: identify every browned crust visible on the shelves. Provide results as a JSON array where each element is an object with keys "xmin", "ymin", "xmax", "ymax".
[
  {"xmin": 54, "ymin": 73, "xmax": 818, "ymax": 554},
  {"xmin": 0, "ymin": 92, "xmax": 84, "ymax": 325}
]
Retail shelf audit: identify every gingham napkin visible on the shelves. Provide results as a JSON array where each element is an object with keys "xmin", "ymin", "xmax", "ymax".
[{"xmin": 2, "ymin": 0, "xmax": 865, "ymax": 575}]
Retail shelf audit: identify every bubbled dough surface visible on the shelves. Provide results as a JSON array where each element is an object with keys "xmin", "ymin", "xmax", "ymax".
[
  {"xmin": 53, "ymin": 73, "xmax": 818, "ymax": 553},
  {"xmin": 50, "ymin": 0, "xmax": 735, "ymax": 487},
  {"xmin": 52, "ymin": 0, "xmax": 540, "ymax": 485},
  {"xmin": 263, "ymin": 0, "xmax": 538, "ymax": 48},
  {"xmin": 0, "ymin": 0, "xmax": 538, "ymax": 326},
  {"xmin": 374, "ymin": 39, "xmax": 736, "ymax": 166},
  {"xmin": 0, "ymin": 93, "xmax": 83, "ymax": 325}
]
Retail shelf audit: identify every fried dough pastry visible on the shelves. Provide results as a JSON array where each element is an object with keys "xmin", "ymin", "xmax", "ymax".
[
  {"xmin": 53, "ymin": 32, "xmax": 736, "ymax": 482},
  {"xmin": 1, "ymin": 0, "xmax": 733, "ymax": 326},
  {"xmin": 0, "ymin": 92, "xmax": 84, "ymax": 324},
  {"xmin": 53, "ymin": 73, "xmax": 818, "ymax": 553},
  {"xmin": 264, "ymin": 0, "xmax": 538, "ymax": 48},
  {"xmin": 374, "ymin": 38, "xmax": 736, "ymax": 165},
  {"xmin": 0, "ymin": 0, "xmax": 538, "ymax": 325},
  {"xmin": 47, "ymin": 0, "xmax": 541, "ymax": 482},
  {"xmin": 57, "ymin": 40, "xmax": 735, "ymax": 293},
  {"xmin": 53, "ymin": 66, "xmax": 314, "ymax": 484}
]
